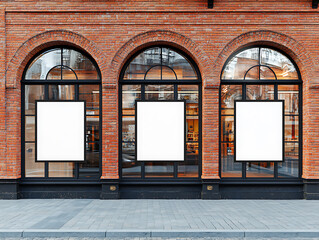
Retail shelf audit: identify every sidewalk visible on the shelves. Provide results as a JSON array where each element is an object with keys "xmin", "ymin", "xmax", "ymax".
[{"xmin": 0, "ymin": 199, "xmax": 319, "ymax": 238}]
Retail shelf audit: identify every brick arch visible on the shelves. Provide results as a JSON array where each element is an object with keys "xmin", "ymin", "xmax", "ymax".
[
  {"xmin": 212, "ymin": 30, "xmax": 314, "ymax": 86},
  {"xmin": 108, "ymin": 30, "xmax": 210, "ymax": 85},
  {"xmin": 6, "ymin": 30, "xmax": 107, "ymax": 89}
]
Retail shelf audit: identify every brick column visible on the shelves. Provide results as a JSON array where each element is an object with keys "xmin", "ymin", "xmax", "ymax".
[{"xmin": 201, "ymin": 84, "xmax": 220, "ymax": 199}]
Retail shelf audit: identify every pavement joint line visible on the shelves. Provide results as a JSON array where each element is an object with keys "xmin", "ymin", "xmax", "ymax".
[{"xmin": 1, "ymin": 229, "xmax": 319, "ymax": 238}]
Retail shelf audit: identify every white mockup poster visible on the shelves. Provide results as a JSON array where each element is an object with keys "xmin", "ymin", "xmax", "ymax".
[
  {"xmin": 136, "ymin": 101, "xmax": 185, "ymax": 161},
  {"xmin": 36, "ymin": 101, "xmax": 85, "ymax": 161},
  {"xmin": 235, "ymin": 101, "xmax": 284, "ymax": 162}
]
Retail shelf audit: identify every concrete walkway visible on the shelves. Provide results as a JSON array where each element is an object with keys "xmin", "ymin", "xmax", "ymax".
[{"xmin": 0, "ymin": 200, "xmax": 319, "ymax": 238}]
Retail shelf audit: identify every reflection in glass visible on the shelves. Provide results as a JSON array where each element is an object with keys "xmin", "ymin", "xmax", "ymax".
[
  {"xmin": 221, "ymin": 116, "xmax": 234, "ymax": 142},
  {"xmin": 145, "ymin": 85, "xmax": 174, "ymax": 100},
  {"xmin": 260, "ymin": 66, "xmax": 276, "ymax": 80},
  {"xmin": 87, "ymin": 116, "xmax": 99, "ymax": 142},
  {"xmin": 25, "ymin": 143, "xmax": 45, "ymax": 177},
  {"xmin": 46, "ymin": 66, "xmax": 62, "ymax": 80},
  {"xmin": 221, "ymin": 143, "xmax": 242, "ymax": 178},
  {"xmin": 161, "ymin": 66, "xmax": 177, "ymax": 80},
  {"xmin": 246, "ymin": 85, "xmax": 274, "ymax": 100},
  {"xmin": 79, "ymin": 147, "xmax": 100, "ymax": 179},
  {"xmin": 122, "ymin": 85, "xmax": 141, "ymax": 115},
  {"xmin": 79, "ymin": 85, "xmax": 100, "ymax": 115},
  {"xmin": 246, "ymin": 162, "xmax": 274, "ymax": 178},
  {"xmin": 222, "ymin": 48, "xmax": 259, "ymax": 80},
  {"xmin": 122, "ymin": 116, "xmax": 135, "ymax": 142},
  {"xmin": 285, "ymin": 116, "xmax": 299, "ymax": 141},
  {"xmin": 25, "ymin": 85, "xmax": 45, "ymax": 115},
  {"xmin": 49, "ymin": 162, "xmax": 75, "ymax": 177},
  {"xmin": 278, "ymin": 85, "xmax": 299, "ymax": 114},
  {"xmin": 25, "ymin": 49, "xmax": 61, "ymax": 79},
  {"xmin": 62, "ymin": 67, "xmax": 77, "ymax": 80},
  {"xmin": 221, "ymin": 85, "xmax": 242, "ymax": 114},
  {"xmin": 145, "ymin": 162, "xmax": 174, "ymax": 178},
  {"xmin": 25, "ymin": 116, "xmax": 35, "ymax": 142},
  {"xmin": 278, "ymin": 142, "xmax": 299, "ymax": 178},
  {"xmin": 178, "ymin": 151, "xmax": 198, "ymax": 178},
  {"xmin": 49, "ymin": 85, "xmax": 75, "ymax": 100},
  {"xmin": 63, "ymin": 49, "xmax": 99, "ymax": 80},
  {"xmin": 261, "ymin": 48, "xmax": 298, "ymax": 79},
  {"xmin": 186, "ymin": 117, "xmax": 199, "ymax": 142},
  {"xmin": 122, "ymin": 142, "xmax": 141, "ymax": 178},
  {"xmin": 145, "ymin": 66, "xmax": 162, "ymax": 80},
  {"xmin": 244, "ymin": 66, "xmax": 259, "ymax": 80}
]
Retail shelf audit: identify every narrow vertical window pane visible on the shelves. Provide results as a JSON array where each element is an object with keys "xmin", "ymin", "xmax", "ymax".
[
  {"xmin": 186, "ymin": 116, "xmax": 199, "ymax": 142},
  {"xmin": 122, "ymin": 85, "xmax": 141, "ymax": 115},
  {"xmin": 246, "ymin": 162, "xmax": 274, "ymax": 178},
  {"xmin": 221, "ymin": 85, "xmax": 242, "ymax": 115},
  {"xmin": 285, "ymin": 116, "xmax": 299, "ymax": 141},
  {"xmin": 25, "ymin": 116, "xmax": 35, "ymax": 142},
  {"xmin": 25, "ymin": 143, "xmax": 45, "ymax": 177},
  {"xmin": 178, "ymin": 143, "xmax": 198, "ymax": 178},
  {"xmin": 221, "ymin": 116, "xmax": 234, "ymax": 142},
  {"xmin": 122, "ymin": 116, "xmax": 135, "ymax": 142},
  {"xmin": 278, "ymin": 142, "xmax": 299, "ymax": 178},
  {"xmin": 221, "ymin": 143, "xmax": 242, "ymax": 178},
  {"xmin": 178, "ymin": 85, "xmax": 199, "ymax": 115},
  {"xmin": 122, "ymin": 142, "xmax": 141, "ymax": 178},
  {"xmin": 278, "ymin": 85, "xmax": 299, "ymax": 114},
  {"xmin": 25, "ymin": 85, "xmax": 45, "ymax": 115},
  {"xmin": 79, "ymin": 85, "xmax": 100, "ymax": 115}
]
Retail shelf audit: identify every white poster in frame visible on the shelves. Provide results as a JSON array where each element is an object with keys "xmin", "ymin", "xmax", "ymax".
[
  {"xmin": 36, "ymin": 101, "xmax": 86, "ymax": 162},
  {"xmin": 235, "ymin": 100, "xmax": 284, "ymax": 162},
  {"xmin": 136, "ymin": 101, "xmax": 185, "ymax": 161}
]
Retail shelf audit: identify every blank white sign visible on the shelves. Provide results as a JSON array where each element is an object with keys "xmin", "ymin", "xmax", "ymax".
[
  {"xmin": 235, "ymin": 101, "xmax": 284, "ymax": 161},
  {"xmin": 137, "ymin": 101, "xmax": 185, "ymax": 161},
  {"xmin": 36, "ymin": 101, "xmax": 85, "ymax": 161}
]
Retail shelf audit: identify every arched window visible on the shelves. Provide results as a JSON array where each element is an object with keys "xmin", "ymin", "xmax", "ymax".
[
  {"xmin": 22, "ymin": 47, "xmax": 101, "ymax": 179},
  {"xmin": 220, "ymin": 46, "xmax": 301, "ymax": 179},
  {"xmin": 120, "ymin": 46, "xmax": 201, "ymax": 179}
]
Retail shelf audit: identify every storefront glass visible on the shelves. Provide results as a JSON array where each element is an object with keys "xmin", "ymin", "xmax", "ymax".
[
  {"xmin": 220, "ymin": 47, "xmax": 301, "ymax": 179},
  {"xmin": 22, "ymin": 47, "xmax": 101, "ymax": 179},
  {"xmin": 120, "ymin": 46, "xmax": 201, "ymax": 179}
]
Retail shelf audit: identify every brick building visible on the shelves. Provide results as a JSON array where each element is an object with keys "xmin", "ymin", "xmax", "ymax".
[{"xmin": 0, "ymin": 0, "xmax": 318, "ymax": 199}]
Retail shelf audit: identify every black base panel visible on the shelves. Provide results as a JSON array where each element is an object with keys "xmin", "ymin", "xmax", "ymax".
[
  {"xmin": 19, "ymin": 183, "xmax": 101, "ymax": 199},
  {"xmin": 220, "ymin": 183, "xmax": 303, "ymax": 199},
  {"xmin": 119, "ymin": 184, "xmax": 202, "ymax": 199},
  {"xmin": 0, "ymin": 180, "xmax": 19, "ymax": 199},
  {"xmin": 304, "ymin": 180, "xmax": 319, "ymax": 200}
]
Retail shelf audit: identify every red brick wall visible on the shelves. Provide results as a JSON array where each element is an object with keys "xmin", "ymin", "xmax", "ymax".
[{"xmin": 1, "ymin": 0, "xmax": 318, "ymax": 180}]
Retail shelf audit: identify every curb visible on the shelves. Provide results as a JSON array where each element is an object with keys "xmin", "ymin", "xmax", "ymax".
[{"xmin": 1, "ymin": 229, "xmax": 319, "ymax": 238}]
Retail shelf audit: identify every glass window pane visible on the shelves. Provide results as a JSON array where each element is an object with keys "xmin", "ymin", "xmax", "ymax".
[
  {"xmin": 145, "ymin": 162, "xmax": 174, "ymax": 178},
  {"xmin": 221, "ymin": 116, "xmax": 234, "ymax": 142},
  {"xmin": 49, "ymin": 85, "xmax": 75, "ymax": 100},
  {"xmin": 25, "ymin": 48, "xmax": 61, "ymax": 79},
  {"xmin": 62, "ymin": 67, "xmax": 77, "ymax": 80},
  {"xmin": 244, "ymin": 66, "xmax": 259, "ymax": 80},
  {"xmin": 221, "ymin": 143, "xmax": 242, "ymax": 178},
  {"xmin": 145, "ymin": 85, "xmax": 174, "ymax": 100},
  {"xmin": 260, "ymin": 66, "xmax": 276, "ymax": 80},
  {"xmin": 79, "ymin": 144, "xmax": 100, "ymax": 179},
  {"xmin": 221, "ymin": 85, "xmax": 242, "ymax": 114},
  {"xmin": 186, "ymin": 116, "xmax": 199, "ymax": 142},
  {"xmin": 122, "ymin": 85, "xmax": 141, "ymax": 115},
  {"xmin": 161, "ymin": 66, "xmax": 177, "ymax": 80},
  {"xmin": 178, "ymin": 143, "xmax": 199, "ymax": 178},
  {"xmin": 278, "ymin": 85, "xmax": 299, "ymax": 115},
  {"xmin": 246, "ymin": 85, "xmax": 274, "ymax": 100},
  {"xmin": 162, "ymin": 48, "xmax": 197, "ymax": 80},
  {"xmin": 46, "ymin": 66, "xmax": 62, "ymax": 80},
  {"xmin": 49, "ymin": 162, "xmax": 75, "ymax": 177},
  {"xmin": 63, "ymin": 49, "xmax": 99, "ymax": 80},
  {"xmin": 25, "ymin": 116, "xmax": 35, "ymax": 142},
  {"xmin": 123, "ymin": 47, "xmax": 161, "ymax": 80},
  {"xmin": 278, "ymin": 142, "xmax": 299, "ymax": 178},
  {"xmin": 25, "ymin": 85, "xmax": 45, "ymax": 115},
  {"xmin": 261, "ymin": 48, "xmax": 298, "ymax": 80},
  {"xmin": 122, "ymin": 142, "xmax": 141, "ymax": 178},
  {"xmin": 79, "ymin": 85, "xmax": 100, "ymax": 115},
  {"xmin": 122, "ymin": 116, "xmax": 135, "ymax": 142},
  {"xmin": 222, "ymin": 48, "xmax": 259, "ymax": 80},
  {"xmin": 87, "ymin": 116, "xmax": 99, "ymax": 142},
  {"xmin": 285, "ymin": 116, "xmax": 299, "ymax": 141},
  {"xmin": 25, "ymin": 143, "xmax": 45, "ymax": 177},
  {"xmin": 178, "ymin": 85, "xmax": 199, "ymax": 114},
  {"xmin": 145, "ymin": 66, "xmax": 161, "ymax": 80},
  {"xmin": 246, "ymin": 162, "xmax": 274, "ymax": 178}
]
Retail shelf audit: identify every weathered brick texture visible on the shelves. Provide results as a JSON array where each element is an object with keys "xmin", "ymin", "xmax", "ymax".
[{"xmin": 0, "ymin": 0, "xmax": 318, "ymax": 180}]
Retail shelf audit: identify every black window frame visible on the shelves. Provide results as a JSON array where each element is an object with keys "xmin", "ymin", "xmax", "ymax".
[
  {"xmin": 219, "ymin": 45, "xmax": 303, "ymax": 181},
  {"xmin": 21, "ymin": 46, "xmax": 102, "ymax": 181},
  {"xmin": 119, "ymin": 45, "xmax": 202, "ymax": 181}
]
